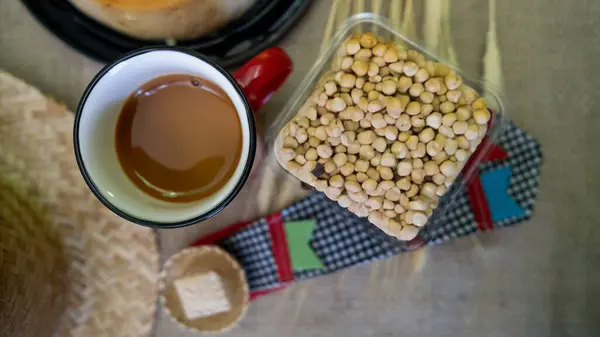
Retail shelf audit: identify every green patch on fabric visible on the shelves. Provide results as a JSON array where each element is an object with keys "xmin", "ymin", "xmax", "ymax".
[{"xmin": 283, "ymin": 220, "xmax": 324, "ymax": 271}]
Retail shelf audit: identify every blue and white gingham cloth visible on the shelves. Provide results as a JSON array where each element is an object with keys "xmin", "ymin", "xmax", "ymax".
[{"xmin": 216, "ymin": 120, "xmax": 543, "ymax": 292}]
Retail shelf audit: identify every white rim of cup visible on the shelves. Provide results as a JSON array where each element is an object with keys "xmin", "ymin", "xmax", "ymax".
[{"xmin": 73, "ymin": 46, "xmax": 256, "ymax": 228}]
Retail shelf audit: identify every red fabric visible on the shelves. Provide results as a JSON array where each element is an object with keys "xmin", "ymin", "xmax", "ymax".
[
  {"xmin": 233, "ymin": 47, "xmax": 293, "ymax": 113},
  {"xmin": 467, "ymin": 175, "xmax": 494, "ymax": 231},
  {"xmin": 250, "ymin": 285, "xmax": 288, "ymax": 301},
  {"xmin": 266, "ymin": 212, "xmax": 294, "ymax": 283}
]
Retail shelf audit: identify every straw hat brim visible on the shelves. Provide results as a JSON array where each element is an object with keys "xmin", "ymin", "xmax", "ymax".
[{"xmin": 0, "ymin": 70, "xmax": 160, "ymax": 337}]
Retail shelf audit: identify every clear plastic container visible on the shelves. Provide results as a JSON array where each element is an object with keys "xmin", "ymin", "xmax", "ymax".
[{"xmin": 268, "ymin": 13, "xmax": 506, "ymax": 243}]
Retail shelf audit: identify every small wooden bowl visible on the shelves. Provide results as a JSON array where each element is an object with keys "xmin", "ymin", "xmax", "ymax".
[{"xmin": 159, "ymin": 246, "xmax": 249, "ymax": 334}]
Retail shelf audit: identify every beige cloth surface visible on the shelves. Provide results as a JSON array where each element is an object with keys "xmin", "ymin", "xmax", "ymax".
[{"xmin": 2, "ymin": 0, "xmax": 600, "ymax": 336}]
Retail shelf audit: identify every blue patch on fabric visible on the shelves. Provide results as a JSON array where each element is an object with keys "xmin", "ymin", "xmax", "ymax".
[{"xmin": 480, "ymin": 167, "xmax": 526, "ymax": 222}]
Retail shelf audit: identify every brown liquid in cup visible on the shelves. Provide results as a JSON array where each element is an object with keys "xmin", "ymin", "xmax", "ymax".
[{"xmin": 115, "ymin": 74, "xmax": 242, "ymax": 203}]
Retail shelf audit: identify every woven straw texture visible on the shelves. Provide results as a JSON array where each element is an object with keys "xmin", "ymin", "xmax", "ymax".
[
  {"xmin": 160, "ymin": 246, "xmax": 249, "ymax": 334},
  {"xmin": 0, "ymin": 70, "xmax": 160, "ymax": 337},
  {"xmin": 0, "ymin": 178, "xmax": 69, "ymax": 337}
]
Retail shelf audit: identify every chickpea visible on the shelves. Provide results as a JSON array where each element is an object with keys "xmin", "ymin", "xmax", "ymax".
[
  {"xmin": 395, "ymin": 114, "xmax": 412, "ymax": 131},
  {"xmin": 286, "ymin": 161, "xmax": 301, "ymax": 173},
  {"xmin": 444, "ymin": 139, "xmax": 458, "ymax": 155},
  {"xmin": 425, "ymin": 78, "xmax": 442, "ymax": 93},
  {"xmin": 379, "ymin": 180, "xmax": 395, "ymax": 191},
  {"xmin": 351, "ymin": 60, "xmax": 369, "ymax": 76},
  {"xmin": 406, "ymin": 210, "xmax": 428, "ymax": 227},
  {"xmin": 450, "ymin": 136, "xmax": 467, "ymax": 150},
  {"xmin": 406, "ymin": 184, "xmax": 419, "ymax": 198},
  {"xmin": 359, "ymin": 145, "xmax": 376, "ymax": 160},
  {"xmin": 368, "ymin": 211, "xmax": 389, "ymax": 228},
  {"xmin": 472, "ymin": 98, "xmax": 487, "ymax": 110},
  {"xmin": 391, "ymin": 142, "xmax": 409, "ymax": 159},
  {"xmin": 359, "ymin": 33, "xmax": 378, "ymax": 48},
  {"xmin": 432, "ymin": 173, "xmax": 445, "ymax": 185},
  {"xmin": 325, "ymin": 186, "xmax": 342, "ymax": 200},
  {"xmin": 420, "ymin": 182, "xmax": 437, "ymax": 198},
  {"xmin": 385, "ymin": 96, "xmax": 404, "ymax": 118},
  {"xmin": 368, "ymin": 100, "xmax": 384, "ymax": 113},
  {"xmin": 444, "ymin": 72, "xmax": 462, "ymax": 90},
  {"xmin": 419, "ymin": 156, "xmax": 439, "ymax": 174},
  {"xmin": 465, "ymin": 124, "xmax": 480, "ymax": 140},
  {"xmin": 337, "ymin": 194, "xmax": 353, "ymax": 208},
  {"xmin": 369, "ymin": 75, "xmax": 382, "ymax": 83},
  {"xmin": 439, "ymin": 160, "xmax": 457, "ymax": 177},
  {"xmin": 397, "ymin": 160, "xmax": 413, "ymax": 176},
  {"xmin": 372, "ymin": 137, "xmax": 388, "ymax": 153},
  {"xmin": 456, "ymin": 106, "xmax": 471, "ymax": 121},
  {"xmin": 326, "ymin": 120, "xmax": 344, "ymax": 138},
  {"xmin": 403, "ymin": 61, "xmax": 419, "ymax": 77},
  {"xmin": 397, "ymin": 76, "xmax": 413, "ymax": 93},
  {"xmin": 406, "ymin": 101, "xmax": 421, "ymax": 116},
  {"xmin": 366, "ymin": 167, "xmax": 381, "ymax": 181},
  {"xmin": 446, "ymin": 90, "xmax": 462, "ymax": 103},
  {"xmin": 362, "ymin": 179, "xmax": 378, "ymax": 193},
  {"xmin": 366, "ymin": 196, "xmax": 384, "ymax": 210},
  {"xmin": 283, "ymin": 136, "xmax": 299, "ymax": 149},
  {"xmin": 381, "ymin": 152, "xmax": 397, "ymax": 167},
  {"xmin": 295, "ymin": 154, "xmax": 307, "ymax": 165},
  {"xmin": 296, "ymin": 127, "xmax": 309, "ymax": 144},
  {"xmin": 383, "ymin": 48, "xmax": 399, "ymax": 63},
  {"xmin": 426, "ymin": 140, "xmax": 443, "ymax": 157},
  {"xmin": 439, "ymin": 125, "xmax": 455, "ymax": 138},
  {"xmin": 473, "ymin": 109, "xmax": 491, "ymax": 125},
  {"xmin": 324, "ymin": 160, "xmax": 337, "ymax": 174},
  {"xmin": 280, "ymin": 148, "xmax": 296, "ymax": 162},
  {"xmin": 385, "ymin": 187, "xmax": 402, "ymax": 202},
  {"xmin": 357, "ymin": 130, "xmax": 377, "ymax": 145},
  {"xmin": 343, "ymin": 120, "xmax": 359, "ymax": 131},
  {"xmin": 356, "ymin": 172, "xmax": 369, "ymax": 183},
  {"xmin": 411, "ymin": 142, "xmax": 427, "ymax": 158},
  {"xmin": 406, "ymin": 135, "xmax": 419, "ymax": 150},
  {"xmin": 340, "ymin": 162, "xmax": 355, "ymax": 176},
  {"xmin": 418, "ymin": 128, "xmax": 435, "ymax": 143},
  {"xmin": 371, "ymin": 113, "xmax": 387, "ymax": 129},
  {"xmin": 344, "ymin": 180, "xmax": 361, "ymax": 193},
  {"xmin": 370, "ymin": 154, "xmax": 382, "ymax": 166},
  {"xmin": 333, "ymin": 153, "xmax": 348, "ymax": 167},
  {"xmin": 383, "ymin": 126, "xmax": 398, "ymax": 141},
  {"xmin": 349, "ymin": 190, "xmax": 369, "ymax": 203},
  {"xmin": 413, "ymin": 68, "xmax": 430, "ymax": 83},
  {"xmin": 355, "ymin": 48, "xmax": 373, "ymax": 61},
  {"xmin": 355, "ymin": 159, "xmax": 370, "ymax": 172},
  {"xmin": 425, "ymin": 112, "xmax": 442, "ymax": 129},
  {"xmin": 440, "ymin": 101, "xmax": 456, "ymax": 114},
  {"xmin": 398, "ymin": 131, "xmax": 412, "ymax": 142},
  {"xmin": 384, "ymin": 113, "xmax": 396, "ymax": 125},
  {"xmin": 455, "ymin": 149, "xmax": 470, "ymax": 162},
  {"xmin": 452, "ymin": 121, "xmax": 468, "ymax": 135},
  {"xmin": 382, "ymin": 80, "xmax": 397, "ymax": 95},
  {"xmin": 408, "ymin": 197, "xmax": 429, "ymax": 211},
  {"xmin": 329, "ymin": 98, "xmax": 346, "ymax": 113},
  {"xmin": 435, "ymin": 185, "xmax": 448, "ymax": 197}
]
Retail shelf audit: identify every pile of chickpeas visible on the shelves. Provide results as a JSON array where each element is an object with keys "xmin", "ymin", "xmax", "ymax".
[{"xmin": 277, "ymin": 32, "xmax": 491, "ymax": 241}]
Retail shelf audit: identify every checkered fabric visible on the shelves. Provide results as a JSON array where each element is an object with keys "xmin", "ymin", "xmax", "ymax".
[
  {"xmin": 282, "ymin": 194, "xmax": 402, "ymax": 281},
  {"xmin": 219, "ymin": 219, "xmax": 280, "ymax": 290},
  {"xmin": 212, "ymin": 120, "xmax": 542, "ymax": 292}
]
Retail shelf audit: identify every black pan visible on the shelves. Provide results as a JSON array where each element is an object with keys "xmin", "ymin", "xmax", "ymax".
[{"xmin": 21, "ymin": 0, "xmax": 312, "ymax": 68}]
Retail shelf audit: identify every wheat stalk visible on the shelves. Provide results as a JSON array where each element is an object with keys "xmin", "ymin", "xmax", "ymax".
[{"xmin": 483, "ymin": 0, "xmax": 503, "ymax": 109}]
